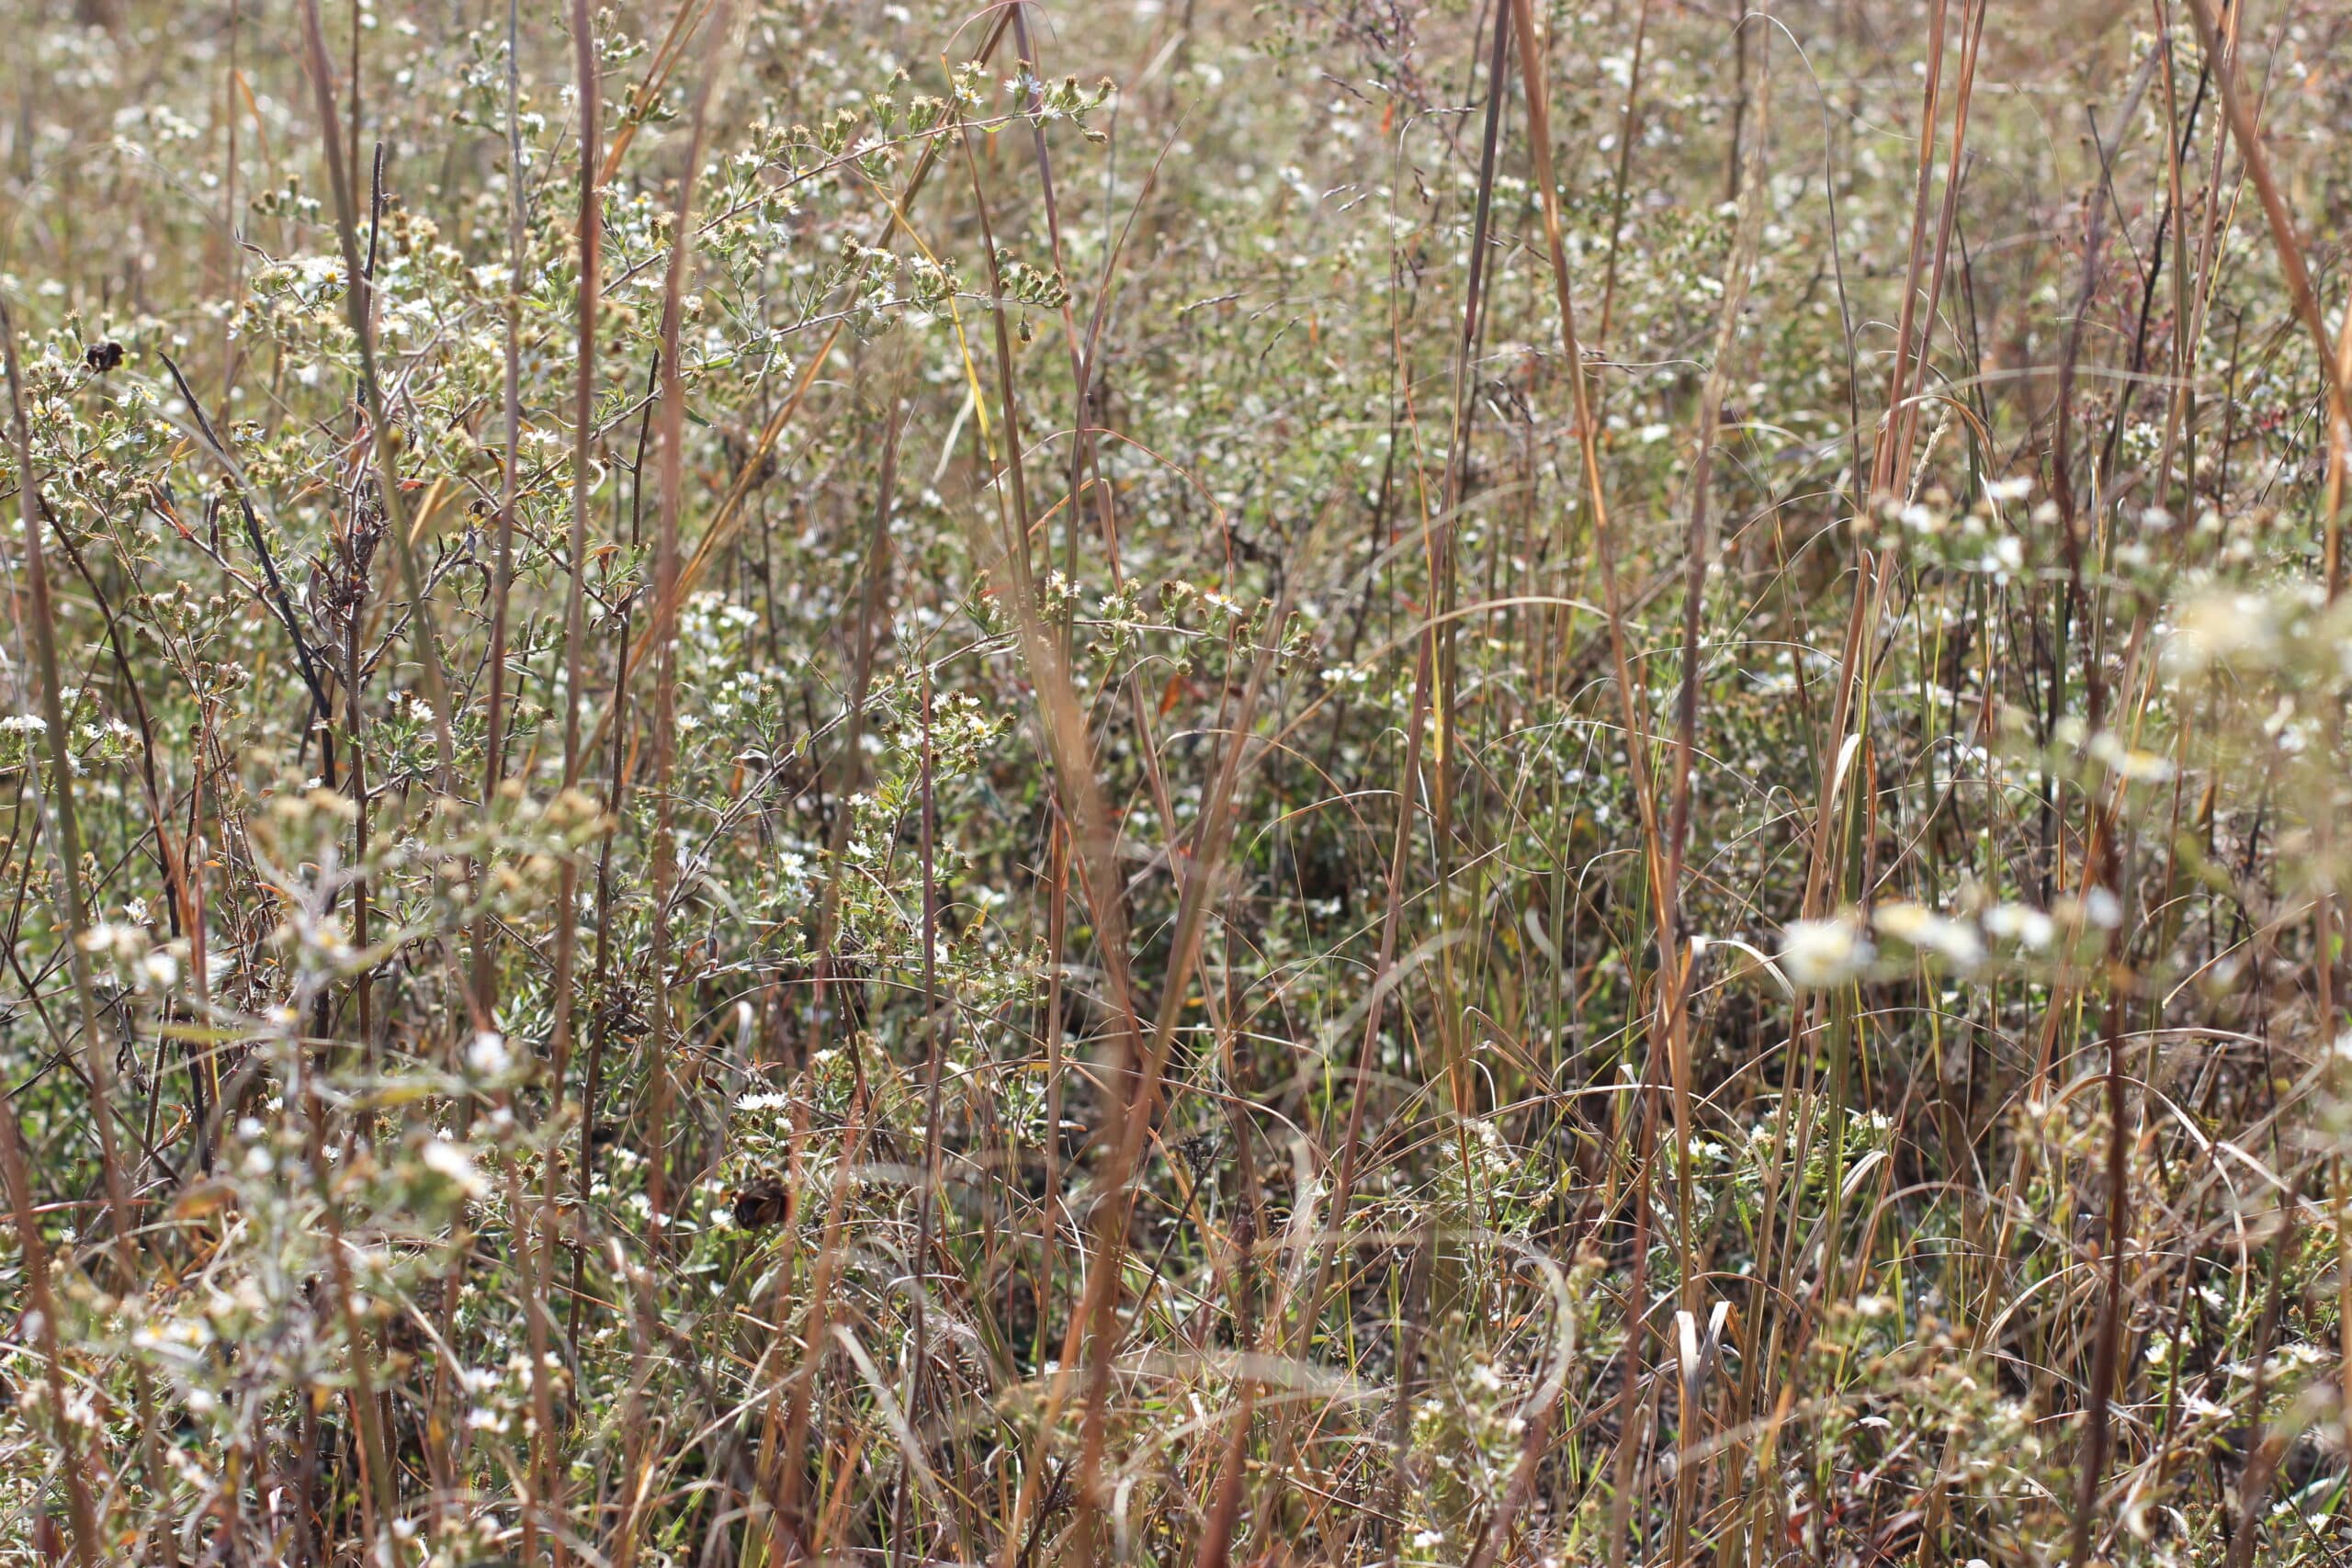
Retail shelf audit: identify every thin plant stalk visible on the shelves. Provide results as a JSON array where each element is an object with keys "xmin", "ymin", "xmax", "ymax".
[
  {"xmin": 1, "ymin": 297, "xmax": 172, "ymax": 1562},
  {"xmin": 643, "ymin": 0, "xmax": 733, "ymax": 1246}
]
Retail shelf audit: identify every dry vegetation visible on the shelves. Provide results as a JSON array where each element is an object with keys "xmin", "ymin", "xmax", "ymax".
[{"xmin": 3, "ymin": 0, "xmax": 2352, "ymax": 1562}]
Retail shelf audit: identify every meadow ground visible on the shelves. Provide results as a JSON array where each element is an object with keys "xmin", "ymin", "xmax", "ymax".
[{"xmin": 2, "ymin": 0, "xmax": 2350, "ymax": 1563}]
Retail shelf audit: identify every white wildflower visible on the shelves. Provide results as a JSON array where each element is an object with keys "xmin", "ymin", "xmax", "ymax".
[
  {"xmin": 465, "ymin": 1030, "xmax": 515, "ymax": 1079},
  {"xmin": 420, "ymin": 1136, "xmax": 488, "ymax": 1199},
  {"xmin": 1779, "ymin": 914, "xmax": 1874, "ymax": 987},
  {"xmin": 1984, "ymin": 903, "xmax": 2055, "ymax": 951},
  {"xmin": 1871, "ymin": 902, "xmax": 1983, "ymax": 969}
]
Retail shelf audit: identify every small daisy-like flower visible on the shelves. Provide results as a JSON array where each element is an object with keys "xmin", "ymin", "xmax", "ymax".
[
  {"xmin": 1871, "ymin": 902, "xmax": 1983, "ymax": 970},
  {"xmin": 1779, "ymin": 914, "xmax": 1874, "ymax": 987},
  {"xmin": 420, "ymin": 1136, "xmax": 487, "ymax": 1199},
  {"xmin": 1984, "ymin": 904, "xmax": 2055, "ymax": 951},
  {"xmin": 465, "ymin": 1030, "xmax": 515, "ymax": 1079}
]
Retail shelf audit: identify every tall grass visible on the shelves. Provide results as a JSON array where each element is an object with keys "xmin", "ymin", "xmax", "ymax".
[{"xmin": 0, "ymin": 0, "xmax": 2348, "ymax": 1563}]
